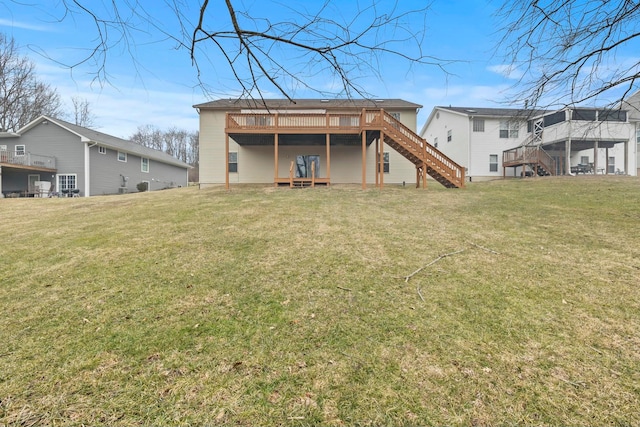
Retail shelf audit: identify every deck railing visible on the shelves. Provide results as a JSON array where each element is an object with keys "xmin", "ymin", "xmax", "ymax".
[
  {"xmin": 0, "ymin": 150, "xmax": 56, "ymax": 169},
  {"xmin": 503, "ymin": 146, "xmax": 555, "ymax": 175},
  {"xmin": 227, "ymin": 113, "xmax": 361, "ymax": 131}
]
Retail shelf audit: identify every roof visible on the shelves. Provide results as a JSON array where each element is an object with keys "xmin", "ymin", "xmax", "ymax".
[
  {"xmin": 436, "ymin": 106, "xmax": 547, "ymax": 117},
  {"xmin": 18, "ymin": 116, "xmax": 190, "ymax": 169},
  {"xmin": 194, "ymin": 98, "xmax": 422, "ymax": 110}
]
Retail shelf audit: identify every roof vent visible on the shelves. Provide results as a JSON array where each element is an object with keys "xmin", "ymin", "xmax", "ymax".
[
  {"xmin": 375, "ymin": 99, "xmax": 385, "ymax": 102},
  {"xmin": 466, "ymin": 109, "xmax": 477, "ymax": 113},
  {"xmin": 320, "ymin": 99, "xmax": 329, "ymax": 102}
]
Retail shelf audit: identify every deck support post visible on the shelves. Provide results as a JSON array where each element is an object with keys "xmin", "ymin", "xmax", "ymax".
[
  {"xmin": 274, "ymin": 133, "xmax": 279, "ymax": 186},
  {"xmin": 594, "ymin": 141, "xmax": 599, "ymax": 174},
  {"xmin": 606, "ymin": 147, "xmax": 610, "ymax": 174},
  {"xmin": 375, "ymin": 138, "xmax": 379, "ymax": 187},
  {"xmin": 361, "ymin": 130, "xmax": 367, "ymax": 189},
  {"xmin": 624, "ymin": 138, "xmax": 629, "ymax": 175},
  {"xmin": 565, "ymin": 139, "xmax": 571, "ymax": 175},
  {"xmin": 379, "ymin": 131, "xmax": 385, "ymax": 189},
  {"xmin": 326, "ymin": 133, "xmax": 331, "ymax": 186},
  {"xmin": 422, "ymin": 163, "xmax": 427, "ymax": 188},
  {"xmin": 225, "ymin": 132, "xmax": 230, "ymax": 190}
]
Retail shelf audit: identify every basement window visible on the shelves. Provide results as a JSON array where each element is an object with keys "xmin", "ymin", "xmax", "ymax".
[
  {"xmin": 378, "ymin": 151, "xmax": 389, "ymax": 173},
  {"xmin": 489, "ymin": 154, "xmax": 498, "ymax": 172},
  {"xmin": 229, "ymin": 152, "xmax": 238, "ymax": 173}
]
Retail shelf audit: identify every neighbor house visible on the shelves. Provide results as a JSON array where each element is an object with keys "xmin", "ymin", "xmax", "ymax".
[
  {"xmin": 0, "ymin": 116, "xmax": 190, "ymax": 197},
  {"xmin": 194, "ymin": 98, "xmax": 465, "ymax": 189},
  {"xmin": 420, "ymin": 105, "xmax": 637, "ymax": 181}
]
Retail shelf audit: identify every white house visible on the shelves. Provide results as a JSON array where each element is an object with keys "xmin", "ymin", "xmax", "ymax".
[{"xmin": 420, "ymin": 105, "xmax": 638, "ymax": 181}]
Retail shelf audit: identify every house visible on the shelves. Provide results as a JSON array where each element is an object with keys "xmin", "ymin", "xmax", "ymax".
[
  {"xmin": 0, "ymin": 116, "xmax": 190, "ymax": 197},
  {"xmin": 194, "ymin": 98, "xmax": 465, "ymax": 189},
  {"xmin": 420, "ymin": 105, "xmax": 638, "ymax": 181}
]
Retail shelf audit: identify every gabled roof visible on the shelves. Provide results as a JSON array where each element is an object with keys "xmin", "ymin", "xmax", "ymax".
[
  {"xmin": 435, "ymin": 106, "xmax": 547, "ymax": 117},
  {"xmin": 194, "ymin": 98, "xmax": 422, "ymax": 110},
  {"xmin": 420, "ymin": 106, "xmax": 549, "ymax": 136},
  {"xmin": 17, "ymin": 116, "xmax": 190, "ymax": 169}
]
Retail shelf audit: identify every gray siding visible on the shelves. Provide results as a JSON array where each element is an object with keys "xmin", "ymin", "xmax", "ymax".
[
  {"xmin": 89, "ymin": 146, "xmax": 188, "ymax": 195},
  {"xmin": 7, "ymin": 122, "xmax": 86, "ymax": 193},
  {"xmin": 2, "ymin": 120, "xmax": 189, "ymax": 196}
]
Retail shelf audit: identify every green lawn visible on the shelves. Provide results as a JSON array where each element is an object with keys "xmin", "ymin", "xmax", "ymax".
[{"xmin": 1, "ymin": 176, "xmax": 639, "ymax": 425}]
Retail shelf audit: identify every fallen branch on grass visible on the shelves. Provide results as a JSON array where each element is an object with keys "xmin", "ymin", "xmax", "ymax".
[
  {"xmin": 336, "ymin": 286, "xmax": 352, "ymax": 291},
  {"xmin": 403, "ymin": 249, "xmax": 466, "ymax": 283},
  {"xmin": 468, "ymin": 242, "xmax": 500, "ymax": 255}
]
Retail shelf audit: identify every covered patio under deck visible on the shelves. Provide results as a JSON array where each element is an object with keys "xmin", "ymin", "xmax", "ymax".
[
  {"xmin": 224, "ymin": 110, "xmax": 432, "ymax": 189},
  {"xmin": 0, "ymin": 151, "xmax": 57, "ymax": 197},
  {"xmin": 542, "ymin": 138, "xmax": 629, "ymax": 176}
]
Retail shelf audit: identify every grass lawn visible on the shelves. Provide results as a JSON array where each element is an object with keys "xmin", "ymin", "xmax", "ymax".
[{"xmin": 1, "ymin": 176, "xmax": 639, "ymax": 425}]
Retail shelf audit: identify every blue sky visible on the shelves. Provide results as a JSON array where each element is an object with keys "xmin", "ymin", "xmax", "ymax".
[{"xmin": 0, "ymin": 0, "xmax": 555, "ymax": 137}]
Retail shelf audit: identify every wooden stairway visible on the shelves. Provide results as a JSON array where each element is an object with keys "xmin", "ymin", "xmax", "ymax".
[
  {"xmin": 502, "ymin": 145, "xmax": 556, "ymax": 177},
  {"xmin": 364, "ymin": 110, "xmax": 465, "ymax": 188}
]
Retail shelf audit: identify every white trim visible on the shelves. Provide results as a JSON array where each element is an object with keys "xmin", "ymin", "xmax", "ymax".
[
  {"xmin": 98, "ymin": 146, "xmax": 107, "ymax": 154},
  {"xmin": 84, "ymin": 141, "xmax": 91, "ymax": 197}
]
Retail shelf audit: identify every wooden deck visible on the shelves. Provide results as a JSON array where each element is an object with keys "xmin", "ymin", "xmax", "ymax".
[{"xmin": 224, "ymin": 109, "xmax": 465, "ymax": 189}]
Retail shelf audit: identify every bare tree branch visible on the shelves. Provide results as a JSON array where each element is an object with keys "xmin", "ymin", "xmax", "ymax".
[
  {"xmin": 9, "ymin": 0, "xmax": 454, "ymax": 103},
  {"xmin": 496, "ymin": 0, "xmax": 640, "ymax": 109}
]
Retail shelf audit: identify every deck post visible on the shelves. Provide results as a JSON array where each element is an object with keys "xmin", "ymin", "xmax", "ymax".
[
  {"xmin": 379, "ymin": 130, "xmax": 384, "ymax": 189},
  {"xmin": 274, "ymin": 133, "xmax": 279, "ymax": 186},
  {"xmin": 594, "ymin": 141, "xmax": 599, "ymax": 174},
  {"xmin": 606, "ymin": 147, "xmax": 610, "ymax": 174},
  {"xmin": 422, "ymin": 163, "xmax": 427, "ymax": 188},
  {"xmin": 326, "ymin": 133, "xmax": 331, "ymax": 186},
  {"xmin": 624, "ymin": 138, "xmax": 629, "ymax": 175},
  {"xmin": 225, "ymin": 132, "xmax": 230, "ymax": 190},
  {"xmin": 375, "ymin": 138, "xmax": 379, "ymax": 187},
  {"xmin": 565, "ymin": 139, "xmax": 571, "ymax": 175},
  {"xmin": 361, "ymin": 130, "xmax": 366, "ymax": 189}
]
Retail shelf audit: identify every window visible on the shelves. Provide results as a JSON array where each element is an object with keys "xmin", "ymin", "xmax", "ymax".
[
  {"xmin": 500, "ymin": 121, "xmax": 519, "ymax": 138},
  {"xmin": 117, "ymin": 151, "xmax": 127, "ymax": 162},
  {"xmin": 391, "ymin": 112, "xmax": 401, "ymax": 121},
  {"xmin": 608, "ymin": 157, "xmax": 615, "ymax": 174},
  {"xmin": 141, "ymin": 157, "xmax": 149, "ymax": 173},
  {"xmin": 228, "ymin": 151, "xmax": 238, "ymax": 173},
  {"xmin": 447, "ymin": 130, "xmax": 452, "ymax": 142},
  {"xmin": 473, "ymin": 118, "xmax": 485, "ymax": 132},
  {"xmin": 636, "ymin": 128, "xmax": 640, "ymax": 144},
  {"xmin": 489, "ymin": 154, "xmax": 498, "ymax": 172},
  {"xmin": 15, "ymin": 145, "xmax": 25, "ymax": 156},
  {"xmin": 433, "ymin": 137, "xmax": 438, "ymax": 148},
  {"xmin": 580, "ymin": 156, "xmax": 589, "ymax": 165},
  {"xmin": 98, "ymin": 146, "xmax": 106, "ymax": 154},
  {"xmin": 58, "ymin": 174, "xmax": 77, "ymax": 191},
  {"xmin": 382, "ymin": 152, "xmax": 390, "ymax": 173}
]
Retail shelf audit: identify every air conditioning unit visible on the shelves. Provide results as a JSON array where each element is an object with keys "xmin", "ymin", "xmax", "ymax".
[{"xmin": 118, "ymin": 187, "xmax": 128, "ymax": 194}]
